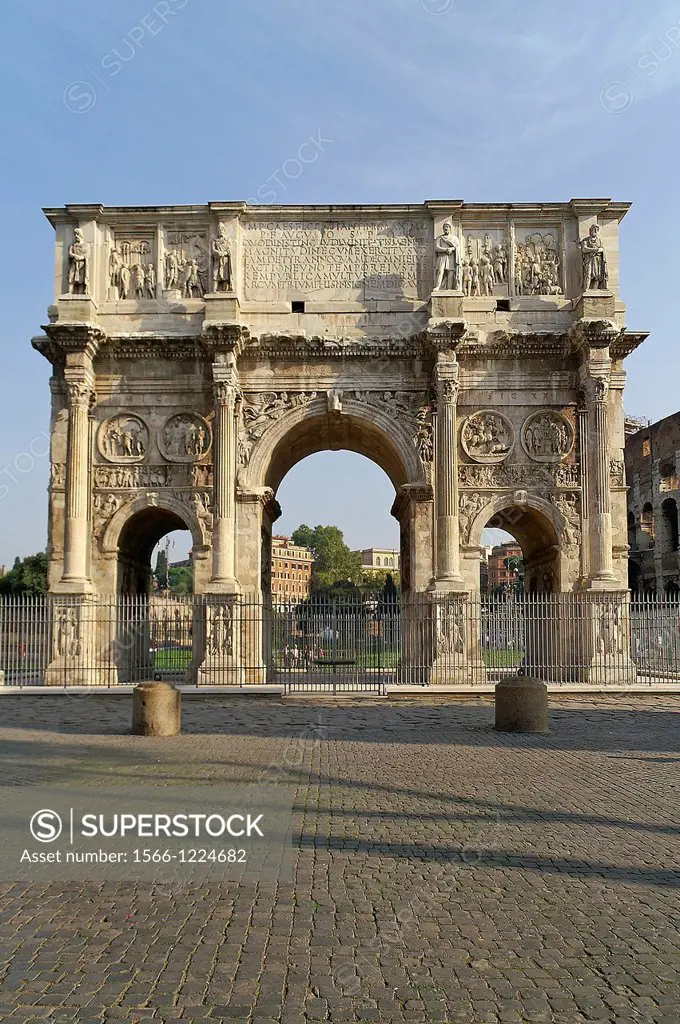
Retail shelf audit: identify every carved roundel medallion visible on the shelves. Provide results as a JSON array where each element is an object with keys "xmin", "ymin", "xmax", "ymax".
[
  {"xmin": 159, "ymin": 413, "xmax": 212, "ymax": 463},
  {"xmin": 98, "ymin": 414, "xmax": 149, "ymax": 463},
  {"xmin": 460, "ymin": 410, "xmax": 514, "ymax": 465},
  {"xmin": 521, "ymin": 410, "xmax": 574, "ymax": 463}
]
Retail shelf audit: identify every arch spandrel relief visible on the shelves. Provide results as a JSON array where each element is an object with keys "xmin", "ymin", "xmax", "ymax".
[
  {"xmin": 460, "ymin": 411, "xmax": 515, "ymax": 465},
  {"xmin": 159, "ymin": 414, "xmax": 212, "ymax": 463},
  {"xmin": 521, "ymin": 410, "xmax": 575, "ymax": 463},
  {"xmin": 97, "ymin": 414, "xmax": 149, "ymax": 463}
]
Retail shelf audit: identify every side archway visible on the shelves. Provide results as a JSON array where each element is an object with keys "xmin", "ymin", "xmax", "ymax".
[
  {"xmin": 100, "ymin": 495, "xmax": 207, "ymax": 595},
  {"xmin": 468, "ymin": 493, "xmax": 569, "ymax": 593}
]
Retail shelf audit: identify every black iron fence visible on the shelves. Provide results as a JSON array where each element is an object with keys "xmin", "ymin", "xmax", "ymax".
[{"xmin": 0, "ymin": 592, "xmax": 678, "ymax": 689}]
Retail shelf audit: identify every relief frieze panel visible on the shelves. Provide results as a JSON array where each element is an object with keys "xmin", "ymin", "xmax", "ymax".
[
  {"xmin": 97, "ymin": 414, "xmax": 149, "ymax": 463},
  {"xmin": 109, "ymin": 234, "xmax": 155, "ymax": 300},
  {"xmin": 93, "ymin": 464, "xmax": 213, "ymax": 489},
  {"xmin": 460, "ymin": 411, "xmax": 514, "ymax": 464},
  {"xmin": 239, "ymin": 391, "xmax": 318, "ymax": 467},
  {"xmin": 458, "ymin": 462, "xmax": 580, "ymax": 489},
  {"xmin": 462, "ymin": 230, "xmax": 508, "ymax": 297},
  {"xmin": 159, "ymin": 414, "xmax": 212, "ymax": 463},
  {"xmin": 164, "ymin": 229, "xmax": 210, "ymax": 297},
  {"xmin": 521, "ymin": 410, "xmax": 574, "ymax": 463},
  {"xmin": 514, "ymin": 228, "xmax": 562, "ymax": 296}
]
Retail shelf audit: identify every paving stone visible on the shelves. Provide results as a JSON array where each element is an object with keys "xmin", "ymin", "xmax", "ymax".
[{"xmin": 0, "ymin": 695, "xmax": 678, "ymax": 1021}]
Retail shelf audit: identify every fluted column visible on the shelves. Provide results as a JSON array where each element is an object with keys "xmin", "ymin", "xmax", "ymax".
[
  {"xmin": 577, "ymin": 391, "xmax": 590, "ymax": 580},
  {"xmin": 62, "ymin": 373, "xmax": 95, "ymax": 586},
  {"xmin": 587, "ymin": 375, "xmax": 615, "ymax": 580},
  {"xmin": 434, "ymin": 361, "xmax": 463, "ymax": 586},
  {"xmin": 211, "ymin": 379, "xmax": 238, "ymax": 587}
]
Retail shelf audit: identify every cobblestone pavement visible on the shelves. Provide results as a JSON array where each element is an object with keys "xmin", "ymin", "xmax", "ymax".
[{"xmin": 0, "ymin": 694, "xmax": 678, "ymax": 1023}]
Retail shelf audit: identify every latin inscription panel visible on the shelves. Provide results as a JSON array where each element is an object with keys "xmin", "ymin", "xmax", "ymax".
[{"xmin": 241, "ymin": 219, "xmax": 430, "ymax": 301}]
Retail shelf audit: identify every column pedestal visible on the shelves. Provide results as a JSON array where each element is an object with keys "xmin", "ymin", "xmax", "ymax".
[{"xmin": 196, "ymin": 597, "xmax": 244, "ymax": 685}]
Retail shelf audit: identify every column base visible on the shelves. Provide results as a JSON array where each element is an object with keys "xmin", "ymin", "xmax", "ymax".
[
  {"xmin": 585, "ymin": 576, "xmax": 619, "ymax": 592},
  {"xmin": 206, "ymin": 578, "xmax": 241, "ymax": 596},
  {"xmin": 428, "ymin": 591, "xmax": 488, "ymax": 686},
  {"xmin": 194, "ymin": 596, "xmax": 244, "ymax": 685},
  {"xmin": 53, "ymin": 578, "xmax": 95, "ymax": 596},
  {"xmin": 428, "ymin": 576, "xmax": 467, "ymax": 594},
  {"xmin": 203, "ymin": 293, "xmax": 240, "ymax": 322}
]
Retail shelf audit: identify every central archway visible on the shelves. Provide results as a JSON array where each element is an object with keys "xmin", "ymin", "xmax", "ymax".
[
  {"xmin": 237, "ymin": 398, "xmax": 433, "ymax": 598},
  {"xmin": 235, "ymin": 399, "xmax": 433, "ymax": 685}
]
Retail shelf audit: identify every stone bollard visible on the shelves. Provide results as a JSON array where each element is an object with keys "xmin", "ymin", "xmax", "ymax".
[
  {"xmin": 495, "ymin": 676, "xmax": 549, "ymax": 734},
  {"xmin": 132, "ymin": 681, "xmax": 181, "ymax": 737}
]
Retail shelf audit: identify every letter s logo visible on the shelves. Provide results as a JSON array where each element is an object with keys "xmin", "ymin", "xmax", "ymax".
[{"xmin": 30, "ymin": 809, "xmax": 63, "ymax": 843}]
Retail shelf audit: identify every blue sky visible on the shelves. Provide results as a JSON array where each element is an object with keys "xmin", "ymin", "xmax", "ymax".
[{"xmin": 1, "ymin": 0, "xmax": 679, "ymax": 567}]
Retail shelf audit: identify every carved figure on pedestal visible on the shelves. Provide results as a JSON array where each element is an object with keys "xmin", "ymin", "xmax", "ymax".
[
  {"xmin": 67, "ymin": 228, "xmax": 89, "ymax": 295},
  {"xmin": 598, "ymin": 605, "xmax": 622, "ymax": 655},
  {"xmin": 433, "ymin": 222, "xmax": 460, "ymax": 291},
  {"xmin": 493, "ymin": 243, "xmax": 507, "ymax": 283},
  {"xmin": 437, "ymin": 603, "xmax": 465, "ymax": 656},
  {"xmin": 109, "ymin": 247, "xmax": 122, "ymax": 296},
  {"xmin": 580, "ymin": 224, "xmax": 609, "ymax": 291},
  {"xmin": 165, "ymin": 249, "xmax": 180, "ymax": 290},
  {"xmin": 208, "ymin": 605, "xmax": 233, "ymax": 656},
  {"xmin": 211, "ymin": 223, "xmax": 233, "ymax": 292},
  {"xmin": 56, "ymin": 608, "xmax": 81, "ymax": 658}
]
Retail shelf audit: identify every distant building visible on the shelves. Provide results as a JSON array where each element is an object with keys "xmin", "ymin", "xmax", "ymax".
[
  {"xmin": 625, "ymin": 412, "xmax": 680, "ymax": 596},
  {"xmin": 170, "ymin": 558, "xmax": 192, "ymax": 569},
  {"xmin": 487, "ymin": 542, "xmax": 523, "ymax": 593},
  {"xmin": 271, "ymin": 536, "xmax": 314, "ymax": 598},
  {"xmin": 479, "ymin": 545, "xmax": 493, "ymax": 594},
  {"xmin": 360, "ymin": 548, "xmax": 399, "ymax": 573}
]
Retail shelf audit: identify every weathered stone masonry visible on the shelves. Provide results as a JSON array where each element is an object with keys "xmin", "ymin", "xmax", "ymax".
[{"xmin": 33, "ymin": 198, "xmax": 648, "ymax": 682}]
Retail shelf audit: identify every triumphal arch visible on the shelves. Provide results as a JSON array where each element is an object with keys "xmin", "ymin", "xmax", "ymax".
[{"xmin": 33, "ymin": 198, "xmax": 648, "ymax": 685}]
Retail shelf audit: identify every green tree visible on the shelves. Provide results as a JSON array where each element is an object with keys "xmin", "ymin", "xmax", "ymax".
[
  {"xmin": 291, "ymin": 524, "xmax": 362, "ymax": 590},
  {"xmin": 359, "ymin": 569, "xmax": 400, "ymax": 595},
  {"xmin": 168, "ymin": 565, "xmax": 193, "ymax": 595},
  {"xmin": 154, "ymin": 549, "xmax": 169, "ymax": 590},
  {"xmin": 0, "ymin": 552, "xmax": 48, "ymax": 595}
]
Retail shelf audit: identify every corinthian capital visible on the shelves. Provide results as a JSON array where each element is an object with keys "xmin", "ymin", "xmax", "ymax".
[
  {"xmin": 585, "ymin": 375, "xmax": 609, "ymax": 404},
  {"xmin": 213, "ymin": 381, "xmax": 236, "ymax": 406},
  {"xmin": 64, "ymin": 377, "xmax": 95, "ymax": 408},
  {"xmin": 435, "ymin": 363, "xmax": 460, "ymax": 404}
]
